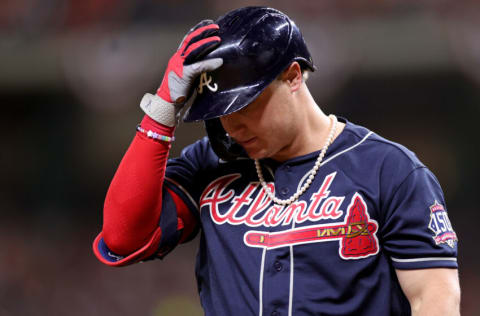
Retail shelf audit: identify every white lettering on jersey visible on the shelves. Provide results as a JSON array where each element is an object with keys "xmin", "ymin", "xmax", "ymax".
[{"xmin": 200, "ymin": 172, "xmax": 344, "ymax": 227}]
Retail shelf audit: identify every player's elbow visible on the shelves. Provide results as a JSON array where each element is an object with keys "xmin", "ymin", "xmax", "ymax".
[
  {"xmin": 102, "ymin": 194, "xmax": 161, "ymax": 255},
  {"xmin": 103, "ymin": 221, "xmax": 156, "ymax": 256},
  {"xmin": 102, "ymin": 228, "xmax": 131, "ymax": 256}
]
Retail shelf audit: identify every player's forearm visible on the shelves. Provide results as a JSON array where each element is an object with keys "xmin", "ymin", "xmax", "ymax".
[
  {"xmin": 102, "ymin": 115, "xmax": 175, "ymax": 255},
  {"xmin": 98, "ymin": 20, "xmax": 221, "ymax": 259}
]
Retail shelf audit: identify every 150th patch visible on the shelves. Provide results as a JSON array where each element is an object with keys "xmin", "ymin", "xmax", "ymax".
[{"xmin": 428, "ymin": 200, "xmax": 457, "ymax": 248}]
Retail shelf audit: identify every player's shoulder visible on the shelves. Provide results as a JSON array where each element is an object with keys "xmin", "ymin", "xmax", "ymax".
[
  {"xmin": 168, "ymin": 136, "xmax": 252, "ymax": 179},
  {"xmin": 179, "ymin": 136, "xmax": 216, "ymax": 159},
  {"xmin": 341, "ymin": 117, "xmax": 425, "ymax": 169},
  {"xmin": 180, "ymin": 136, "xmax": 212, "ymax": 155}
]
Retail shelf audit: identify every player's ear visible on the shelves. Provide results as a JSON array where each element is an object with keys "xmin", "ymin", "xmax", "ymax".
[{"xmin": 279, "ymin": 62, "xmax": 303, "ymax": 92}]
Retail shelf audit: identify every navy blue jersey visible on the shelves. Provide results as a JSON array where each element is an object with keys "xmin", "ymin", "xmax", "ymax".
[{"xmin": 97, "ymin": 117, "xmax": 458, "ymax": 315}]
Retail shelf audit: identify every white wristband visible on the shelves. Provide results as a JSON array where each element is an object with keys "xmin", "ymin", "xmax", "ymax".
[{"xmin": 139, "ymin": 93, "xmax": 178, "ymax": 127}]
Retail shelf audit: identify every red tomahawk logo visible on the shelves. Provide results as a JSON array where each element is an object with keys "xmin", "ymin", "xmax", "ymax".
[
  {"xmin": 341, "ymin": 193, "xmax": 378, "ymax": 258},
  {"xmin": 244, "ymin": 193, "xmax": 379, "ymax": 259}
]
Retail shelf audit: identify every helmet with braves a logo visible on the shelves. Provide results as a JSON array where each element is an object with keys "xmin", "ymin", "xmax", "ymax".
[{"xmin": 182, "ymin": 6, "xmax": 315, "ymax": 122}]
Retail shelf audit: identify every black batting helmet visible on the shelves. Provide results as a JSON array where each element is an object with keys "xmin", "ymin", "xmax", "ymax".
[
  {"xmin": 183, "ymin": 7, "xmax": 315, "ymax": 161},
  {"xmin": 183, "ymin": 6, "xmax": 315, "ymax": 122}
]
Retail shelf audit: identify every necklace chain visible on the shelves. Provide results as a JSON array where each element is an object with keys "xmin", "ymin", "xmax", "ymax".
[{"xmin": 254, "ymin": 114, "xmax": 338, "ymax": 206}]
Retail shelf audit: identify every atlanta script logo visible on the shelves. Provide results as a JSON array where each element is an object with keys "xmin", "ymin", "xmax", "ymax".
[{"xmin": 200, "ymin": 172, "xmax": 379, "ymax": 259}]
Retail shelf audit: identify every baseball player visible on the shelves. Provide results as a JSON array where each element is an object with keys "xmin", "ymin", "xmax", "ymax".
[{"xmin": 93, "ymin": 7, "xmax": 460, "ymax": 316}]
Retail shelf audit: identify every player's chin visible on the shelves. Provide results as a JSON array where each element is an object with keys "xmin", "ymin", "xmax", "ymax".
[{"xmin": 244, "ymin": 147, "xmax": 269, "ymax": 160}]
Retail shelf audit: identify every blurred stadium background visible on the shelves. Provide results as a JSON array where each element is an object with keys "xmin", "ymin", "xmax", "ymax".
[{"xmin": 1, "ymin": 0, "xmax": 479, "ymax": 315}]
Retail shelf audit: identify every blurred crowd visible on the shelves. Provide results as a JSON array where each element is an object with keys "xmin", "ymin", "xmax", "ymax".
[
  {"xmin": 1, "ymin": 0, "xmax": 479, "ymax": 30},
  {"xmin": 1, "ymin": 1, "xmax": 479, "ymax": 315}
]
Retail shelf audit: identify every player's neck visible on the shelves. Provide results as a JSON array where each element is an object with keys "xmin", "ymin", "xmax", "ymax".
[{"xmin": 272, "ymin": 88, "xmax": 344, "ymax": 162}]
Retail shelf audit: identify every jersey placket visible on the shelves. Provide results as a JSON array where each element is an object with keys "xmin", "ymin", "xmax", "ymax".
[{"xmin": 259, "ymin": 163, "xmax": 298, "ymax": 316}]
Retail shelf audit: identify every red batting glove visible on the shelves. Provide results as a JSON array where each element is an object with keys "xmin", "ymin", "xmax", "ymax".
[{"xmin": 140, "ymin": 20, "xmax": 223, "ymax": 127}]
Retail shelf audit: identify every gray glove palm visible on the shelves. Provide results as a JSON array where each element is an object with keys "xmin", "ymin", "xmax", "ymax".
[{"xmin": 141, "ymin": 20, "xmax": 223, "ymax": 126}]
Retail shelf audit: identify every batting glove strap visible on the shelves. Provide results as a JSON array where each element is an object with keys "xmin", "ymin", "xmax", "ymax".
[{"xmin": 140, "ymin": 93, "xmax": 180, "ymax": 127}]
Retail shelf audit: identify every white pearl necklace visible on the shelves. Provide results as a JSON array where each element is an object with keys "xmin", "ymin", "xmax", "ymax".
[{"xmin": 255, "ymin": 114, "xmax": 338, "ymax": 206}]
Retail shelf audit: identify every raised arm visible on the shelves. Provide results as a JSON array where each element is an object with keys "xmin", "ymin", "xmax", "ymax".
[{"xmin": 93, "ymin": 21, "xmax": 223, "ymax": 266}]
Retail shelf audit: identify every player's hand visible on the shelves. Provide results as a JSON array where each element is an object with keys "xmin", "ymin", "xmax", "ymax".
[
  {"xmin": 140, "ymin": 20, "xmax": 223, "ymax": 127},
  {"xmin": 158, "ymin": 20, "xmax": 223, "ymax": 104}
]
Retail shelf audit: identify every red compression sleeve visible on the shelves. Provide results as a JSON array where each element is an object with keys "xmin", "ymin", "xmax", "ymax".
[{"xmin": 102, "ymin": 115, "xmax": 175, "ymax": 255}]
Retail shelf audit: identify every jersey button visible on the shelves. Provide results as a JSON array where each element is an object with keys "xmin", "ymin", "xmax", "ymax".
[
  {"xmin": 280, "ymin": 187, "xmax": 289, "ymax": 195},
  {"xmin": 274, "ymin": 261, "xmax": 283, "ymax": 271},
  {"xmin": 271, "ymin": 311, "xmax": 280, "ymax": 316}
]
